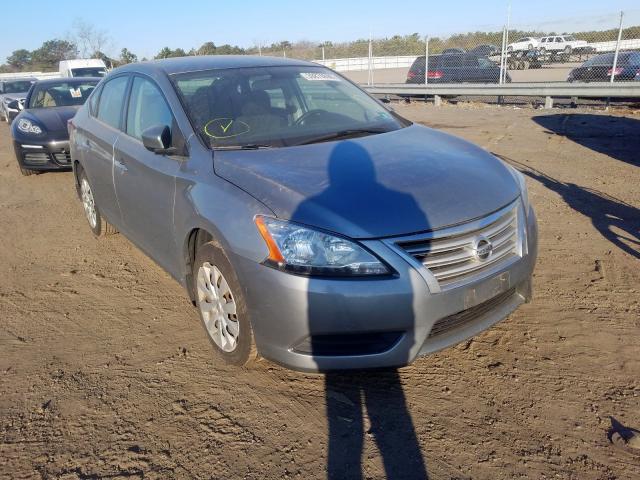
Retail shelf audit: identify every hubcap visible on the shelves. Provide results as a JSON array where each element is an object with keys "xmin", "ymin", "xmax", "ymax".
[
  {"xmin": 80, "ymin": 178, "xmax": 97, "ymax": 228},
  {"xmin": 197, "ymin": 262, "xmax": 239, "ymax": 353}
]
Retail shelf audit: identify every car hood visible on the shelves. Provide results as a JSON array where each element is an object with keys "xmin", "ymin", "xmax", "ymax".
[
  {"xmin": 214, "ymin": 124, "xmax": 520, "ymax": 239},
  {"xmin": 22, "ymin": 106, "xmax": 79, "ymax": 136}
]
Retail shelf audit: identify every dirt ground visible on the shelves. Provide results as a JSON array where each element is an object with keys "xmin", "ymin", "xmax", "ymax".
[{"xmin": 1, "ymin": 102, "xmax": 639, "ymax": 480}]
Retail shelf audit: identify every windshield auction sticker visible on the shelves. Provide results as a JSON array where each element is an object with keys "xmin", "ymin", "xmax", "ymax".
[
  {"xmin": 69, "ymin": 88, "xmax": 83, "ymax": 98},
  {"xmin": 300, "ymin": 72, "xmax": 340, "ymax": 81}
]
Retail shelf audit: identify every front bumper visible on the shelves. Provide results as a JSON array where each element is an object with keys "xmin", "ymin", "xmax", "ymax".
[
  {"xmin": 13, "ymin": 139, "xmax": 72, "ymax": 171},
  {"xmin": 233, "ymin": 206, "xmax": 538, "ymax": 372}
]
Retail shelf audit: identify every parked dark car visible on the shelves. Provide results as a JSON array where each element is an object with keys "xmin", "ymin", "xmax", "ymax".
[
  {"xmin": 69, "ymin": 56, "xmax": 536, "ymax": 372},
  {"xmin": 568, "ymin": 51, "xmax": 640, "ymax": 82},
  {"xmin": 11, "ymin": 77, "xmax": 100, "ymax": 176},
  {"xmin": 406, "ymin": 54, "xmax": 510, "ymax": 84},
  {"xmin": 468, "ymin": 44, "xmax": 500, "ymax": 58}
]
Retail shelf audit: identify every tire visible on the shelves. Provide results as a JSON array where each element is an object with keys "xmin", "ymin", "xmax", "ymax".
[
  {"xmin": 193, "ymin": 241, "xmax": 258, "ymax": 367},
  {"xmin": 78, "ymin": 169, "xmax": 117, "ymax": 237},
  {"xmin": 19, "ymin": 166, "xmax": 36, "ymax": 176}
]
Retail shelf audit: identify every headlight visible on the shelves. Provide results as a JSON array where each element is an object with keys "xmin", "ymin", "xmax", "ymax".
[
  {"xmin": 255, "ymin": 216, "xmax": 390, "ymax": 276},
  {"xmin": 17, "ymin": 118, "xmax": 43, "ymax": 135}
]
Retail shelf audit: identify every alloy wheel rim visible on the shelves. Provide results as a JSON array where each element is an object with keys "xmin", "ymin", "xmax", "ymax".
[
  {"xmin": 197, "ymin": 262, "xmax": 239, "ymax": 353},
  {"xmin": 80, "ymin": 178, "xmax": 97, "ymax": 228}
]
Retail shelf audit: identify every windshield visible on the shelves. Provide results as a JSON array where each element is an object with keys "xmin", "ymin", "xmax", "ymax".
[
  {"xmin": 172, "ymin": 65, "xmax": 408, "ymax": 149},
  {"xmin": 28, "ymin": 80, "xmax": 98, "ymax": 109},
  {"xmin": 71, "ymin": 67, "xmax": 107, "ymax": 77},
  {"xmin": 3, "ymin": 80, "xmax": 33, "ymax": 94}
]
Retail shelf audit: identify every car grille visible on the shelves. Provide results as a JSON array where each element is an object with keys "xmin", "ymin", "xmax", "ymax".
[
  {"xmin": 397, "ymin": 202, "xmax": 520, "ymax": 289},
  {"xmin": 428, "ymin": 288, "xmax": 516, "ymax": 338},
  {"xmin": 52, "ymin": 152, "xmax": 71, "ymax": 164},
  {"xmin": 23, "ymin": 152, "xmax": 49, "ymax": 165}
]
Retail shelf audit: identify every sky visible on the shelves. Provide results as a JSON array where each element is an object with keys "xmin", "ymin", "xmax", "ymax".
[{"xmin": 2, "ymin": 0, "xmax": 639, "ymax": 63}]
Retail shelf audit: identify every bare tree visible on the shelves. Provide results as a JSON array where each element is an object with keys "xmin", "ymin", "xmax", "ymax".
[{"xmin": 71, "ymin": 19, "xmax": 111, "ymax": 58}]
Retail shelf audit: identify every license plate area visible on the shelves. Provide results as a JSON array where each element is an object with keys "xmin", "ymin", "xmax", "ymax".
[{"xmin": 463, "ymin": 271, "xmax": 511, "ymax": 310}]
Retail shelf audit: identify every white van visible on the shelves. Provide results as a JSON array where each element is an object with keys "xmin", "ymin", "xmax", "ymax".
[{"xmin": 59, "ymin": 59, "xmax": 108, "ymax": 78}]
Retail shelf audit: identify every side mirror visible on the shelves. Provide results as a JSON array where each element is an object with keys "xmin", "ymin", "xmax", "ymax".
[
  {"xmin": 142, "ymin": 124, "xmax": 171, "ymax": 153},
  {"xmin": 7, "ymin": 100, "xmax": 19, "ymax": 110}
]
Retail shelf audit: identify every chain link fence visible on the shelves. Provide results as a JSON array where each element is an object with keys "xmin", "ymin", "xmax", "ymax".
[{"xmin": 295, "ymin": 10, "xmax": 640, "ymax": 87}]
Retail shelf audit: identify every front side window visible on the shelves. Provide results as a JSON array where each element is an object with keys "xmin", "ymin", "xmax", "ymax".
[
  {"xmin": 96, "ymin": 76, "xmax": 129, "ymax": 129},
  {"xmin": 28, "ymin": 80, "xmax": 98, "ymax": 109},
  {"xmin": 126, "ymin": 77, "xmax": 173, "ymax": 140},
  {"xmin": 173, "ymin": 65, "xmax": 407, "ymax": 149}
]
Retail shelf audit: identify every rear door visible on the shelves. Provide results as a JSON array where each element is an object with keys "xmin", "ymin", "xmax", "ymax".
[
  {"xmin": 113, "ymin": 75, "xmax": 182, "ymax": 272},
  {"xmin": 462, "ymin": 56, "xmax": 483, "ymax": 82},
  {"xmin": 80, "ymin": 75, "xmax": 129, "ymax": 225}
]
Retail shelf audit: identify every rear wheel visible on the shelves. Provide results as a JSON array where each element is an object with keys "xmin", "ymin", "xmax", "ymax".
[
  {"xmin": 79, "ymin": 170, "xmax": 117, "ymax": 236},
  {"xmin": 193, "ymin": 241, "xmax": 258, "ymax": 367}
]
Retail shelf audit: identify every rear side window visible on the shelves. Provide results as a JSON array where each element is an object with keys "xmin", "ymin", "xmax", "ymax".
[
  {"xmin": 97, "ymin": 76, "xmax": 129, "ymax": 129},
  {"xmin": 88, "ymin": 83, "xmax": 103, "ymax": 116},
  {"xmin": 125, "ymin": 77, "xmax": 173, "ymax": 140}
]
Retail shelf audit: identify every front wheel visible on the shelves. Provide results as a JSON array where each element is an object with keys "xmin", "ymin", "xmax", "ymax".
[
  {"xmin": 79, "ymin": 170, "xmax": 117, "ymax": 237},
  {"xmin": 193, "ymin": 241, "xmax": 258, "ymax": 367}
]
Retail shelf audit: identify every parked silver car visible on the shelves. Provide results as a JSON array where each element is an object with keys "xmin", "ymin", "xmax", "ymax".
[
  {"xmin": 69, "ymin": 56, "xmax": 537, "ymax": 372},
  {"xmin": 0, "ymin": 77, "xmax": 36, "ymax": 122}
]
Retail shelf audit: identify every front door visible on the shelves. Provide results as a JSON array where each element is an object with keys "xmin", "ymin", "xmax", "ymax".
[{"xmin": 113, "ymin": 76, "xmax": 182, "ymax": 273}]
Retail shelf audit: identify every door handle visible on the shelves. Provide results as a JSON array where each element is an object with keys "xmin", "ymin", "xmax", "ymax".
[{"xmin": 114, "ymin": 157, "xmax": 128, "ymax": 172}]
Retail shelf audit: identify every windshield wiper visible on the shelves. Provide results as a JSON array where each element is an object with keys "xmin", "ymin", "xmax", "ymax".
[
  {"xmin": 292, "ymin": 128, "xmax": 389, "ymax": 146},
  {"xmin": 213, "ymin": 144, "xmax": 273, "ymax": 150}
]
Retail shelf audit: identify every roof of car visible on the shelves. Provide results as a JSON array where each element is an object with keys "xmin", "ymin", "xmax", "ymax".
[
  {"xmin": 114, "ymin": 55, "xmax": 317, "ymax": 76},
  {"xmin": 33, "ymin": 77, "xmax": 102, "ymax": 86}
]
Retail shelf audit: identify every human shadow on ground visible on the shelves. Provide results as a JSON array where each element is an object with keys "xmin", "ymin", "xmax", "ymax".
[
  {"xmin": 533, "ymin": 114, "xmax": 640, "ymax": 168},
  {"xmin": 290, "ymin": 141, "xmax": 429, "ymax": 479},
  {"xmin": 495, "ymin": 154, "xmax": 640, "ymax": 260}
]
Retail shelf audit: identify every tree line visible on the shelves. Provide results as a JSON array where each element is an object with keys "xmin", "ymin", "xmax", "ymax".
[{"xmin": 2, "ymin": 23, "xmax": 638, "ymax": 73}]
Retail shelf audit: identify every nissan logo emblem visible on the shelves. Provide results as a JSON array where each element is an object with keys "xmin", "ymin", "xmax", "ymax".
[{"xmin": 473, "ymin": 237, "xmax": 493, "ymax": 261}]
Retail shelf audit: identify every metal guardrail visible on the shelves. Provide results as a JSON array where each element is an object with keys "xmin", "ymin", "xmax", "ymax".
[{"xmin": 364, "ymin": 82, "xmax": 640, "ymax": 106}]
